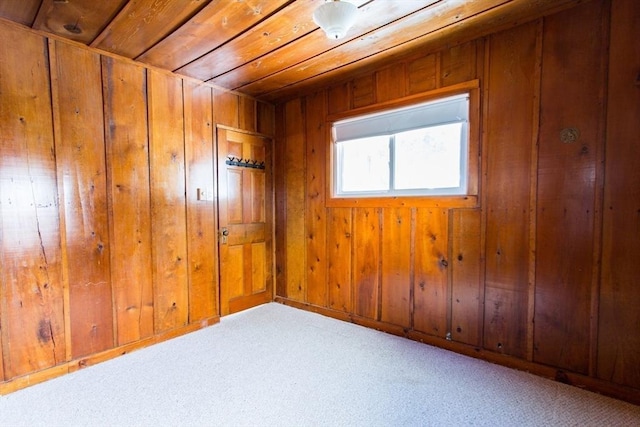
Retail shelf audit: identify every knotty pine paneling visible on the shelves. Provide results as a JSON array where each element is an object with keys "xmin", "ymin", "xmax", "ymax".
[
  {"xmin": 91, "ymin": 0, "xmax": 208, "ymax": 58},
  {"xmin": 274, "ymin": 0, "xmax": 639, "ymax": 403},
  {"xmin": 407, "ymin": 53, "xmax": 438, "ymax": 95},
  {"xmin": 147, "ymin": 69, "xmax": 189, "ymax": 333},
  {"xmin": 376, "ymin": 63, "xmax": 406, "ymax": 103},
  {"xmin": 305, "ymin": 91, "xmax": 328, "ymax": 307},
  {"xmin": 327, "ymin": 208, "xmax": 352, "ymax": 313},
  {"xmin": 257, "ymin": 102, "xmax": 275, "ymax": 136},
  {"xmin": 533, "ymin": 0, "xmax": 607, "ymax": 374},
  {"xmin": 327, "ymin": 82, "xmax": 350, "ymax": 115},
  {"xmin": 238, "ymin": 96, "xmax": 257, "ymax": 133},
  {"xmin": 183, "ymin": 81, "xmax": 218, "ymax": 322},
  {"xmin": 440, "ymin": 40, "xmax": 477, "ymax": 88},
  {"xmin": 380, "ymin": 208, "xmax": 412, "ymax": 328},
  {"xmin": 353, "ymin": 207, "xmax": 381, "ymax": 320},
  {"xmin": 214, "ymin": 89, "xmax": 239, "ymax": 128},
  {"xmin": 50, "ymin": 40, "xmax": 114, "ymax": 359},
  {"xmin": 483, "ymin": 22, "xmax": 537, "ymax": 359},
  {"xmin": 0, "ymin": 23, "xmax": 67, "ymax": 379},
  {"xmin": 274, "ymin": 103, "xmax": 287, "ymax": 298},
  {"xmin": 0, "ymin": 19, "xmax": 272, "ymax": 390},
  {"xmin": 351, "ymin": 74, "xmax": 376, "ymax": 109},
  {"xmin": 103, "ymin": 56, "xmax": 155, "ymax": 346},
  {"xmin": 282, "ymin": 99, "xmax": 306, "ymax": 301},
  {"xmin": 450, "ymin": 209, "xmax": 482, "ymax": 346},
  {"xmin": 598, "ymin": 0, "xmax": 640, "ymax": 390},
  {"xmin": 413, "ymin": 208, "xmax": 449, "ymax": 338}
]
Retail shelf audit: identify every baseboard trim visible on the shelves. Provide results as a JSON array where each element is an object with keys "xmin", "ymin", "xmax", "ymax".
[
  {"xmin": 0, "ymin": 315, "xmax": 220, "ymax": 395},
  {"xmin": 274, "ymin": 297, "xmax": 640, "ymax": 406}
]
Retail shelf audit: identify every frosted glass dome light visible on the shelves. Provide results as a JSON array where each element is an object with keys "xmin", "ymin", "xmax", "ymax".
[{"xmin": 313, "ymin": 0, "xmax": 358, "ymax": 40}]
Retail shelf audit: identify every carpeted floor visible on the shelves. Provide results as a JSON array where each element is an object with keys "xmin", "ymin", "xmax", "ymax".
[{"xmin": 1, "ymin": 302, "xmax": 638, "ymax": 426}]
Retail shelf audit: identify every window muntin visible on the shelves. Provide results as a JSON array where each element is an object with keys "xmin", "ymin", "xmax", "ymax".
[{"xmin": 333, "ymin": 94, "xmax": 469, "ymax": 198}]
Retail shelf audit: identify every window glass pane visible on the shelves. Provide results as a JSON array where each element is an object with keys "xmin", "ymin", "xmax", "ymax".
[
  {"xmin": 394, "ymin": 123, "xmax": 462, "ymax": 190},
  {"xmin": 339, "ymin": 136, "xmax": 389, "ymax": 193}
]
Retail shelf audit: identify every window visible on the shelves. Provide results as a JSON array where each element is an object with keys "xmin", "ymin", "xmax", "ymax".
[{"xmin": 332, "ymin": 93, "xmax": 470, "ymax": 198}]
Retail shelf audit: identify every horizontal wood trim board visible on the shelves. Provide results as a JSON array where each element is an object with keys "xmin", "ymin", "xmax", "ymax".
[
  {"xmin": 274, "ymin": 297, "xmax": 640, "ymax": 406},
  {"xmin": 0, "ymin": 316, "xmax": 220, "ymax": 396}
]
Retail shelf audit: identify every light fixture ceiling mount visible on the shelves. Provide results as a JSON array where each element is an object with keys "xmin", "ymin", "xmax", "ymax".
[{"xmin": 312, "ymin": 0, "xmax": 358, "ymax": 40}]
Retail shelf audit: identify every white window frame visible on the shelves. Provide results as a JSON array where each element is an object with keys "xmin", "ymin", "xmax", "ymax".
[
  {"xmin": 327, "ymin": 81, "xmax": 480, "ymax": 208},
  {"xmin": 333, "ymin": 93, "xmax": 469, "ymax": 197}
]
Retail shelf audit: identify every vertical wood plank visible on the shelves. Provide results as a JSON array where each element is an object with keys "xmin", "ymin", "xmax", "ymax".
[
  {"xmin": 380, "ymin": 208, "xmax": 412, "ymax": 327},
  {"xmin": 238, "ymin": 96, "xmax": 257, "ymax": 133},
  {"xmin": 262, "ymin": 131, "xmax": 275, "ymax": 303},
  {"xmin": 327, "ymin": 82, "xmax": 350, "ymax": 115},
  {"xmin": 147, "ymin": 70, "xmax": 188, "ymax": 333},
  {"xmin": 283, "ymin": 99, "xmax": 306, "ymax": 301},
  {"xmin": 257, "ymin": 101, "xmax": 275, "ymax": 136},
  {"xmin": 264, "ymin": 133, "xmax": 275, "ymax": 302},
  {"xmin": 526, "ymin": 21, "xmax": 543, "ymax": 363},
  {"xmin": 440, "ymin": 40, "xmax": 477, "ymax": 87},
  {"xmin": 327, "ymin": 208, "xmax": 352, "ymax": 312},
  {"xmin": 483, "ymin": 22, "xmax": 537, "ymax": 358},
  {"xmin": 353, "ymin": 207, "xmax": 381, "ymax": 320},
  {"xmin": 274, "ymin": 103, "xmax": 287, "ymax": 297},
  {"xmin": 103, "ymin": 56, "xmax": 154, "ymax": 346},
  {"xmin": 407, "ymin": 53, "xmax": 438, "ymax": 95},
  {"xmin": 352, "ymin": 74, "xmax": 376, "ymax": 108},
  {"xmin": 451, "ymin": 208, "xmax": 482, "ymax": 346},
  {"xmin": 183, "ymin": 81, "xmax": 217, "ymax": 321},
  {"xmin": 305, "ymin": 91, "xmax": 328, "ymax": 307},
  {"xmin": 50, "ymin": 40, "xmax": 114, "ymax": 358},
  {"xmin": 0, "ymin": 25, "xmax": 66, "ymax": 378},
  {"xmin": 598, "ymin": 0, "xmax": 640, "ymax": 390},
  {"xmin": 413, "ymin": 208, "xmax": 449, "ymax": 337},
  {"xmin": 534, "ymin": 0, "xmax": 606, "ymax": 374},
  {"xmin": 214, "ymin": 89, "xmax": 239, "ymax": 128},
  {"xmin": 376, "ymin": 63, "xmax": 406, "ymax": 102}
]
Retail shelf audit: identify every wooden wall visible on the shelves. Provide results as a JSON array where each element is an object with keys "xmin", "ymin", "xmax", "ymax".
[
  {"xmin": 0, "ymin": 20, "xmax": 274, "ymax": 391},
  {"xmin": 274, "ymin": 0, "xmax": 640, "ymax": 403}
]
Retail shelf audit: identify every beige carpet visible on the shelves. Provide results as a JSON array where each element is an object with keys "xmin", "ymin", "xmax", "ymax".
[{"xmin": 1, "ymin": 302, "xmax": 638, "ymax": 426}]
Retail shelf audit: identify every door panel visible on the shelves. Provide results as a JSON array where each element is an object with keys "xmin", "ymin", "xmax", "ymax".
[
  {"xmin": 218, "ymin": 128, "xmax": 273, "ymax": 315},
  {"xmin": 227, "ymin": 169, "xmax": 244, "ymax": 223},
  {"xmin": 252, "ymin": 242, "xmax": 267, "ymax": 293}
]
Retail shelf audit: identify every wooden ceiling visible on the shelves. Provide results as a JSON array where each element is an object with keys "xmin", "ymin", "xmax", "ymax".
[{"xmin": 0, "ymin": 0, "xmax": 581, "ymax": 102}]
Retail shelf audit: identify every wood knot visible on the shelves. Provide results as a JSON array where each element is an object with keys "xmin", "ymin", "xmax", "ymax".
[{"xmin": 560, "ymin": 127, "xmax": 579, "ymax": 143}]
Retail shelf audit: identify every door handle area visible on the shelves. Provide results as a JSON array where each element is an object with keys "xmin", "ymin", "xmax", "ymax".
[{"xmin": 220, "ymin": 227, "xmax": 229, "ymax": 244}]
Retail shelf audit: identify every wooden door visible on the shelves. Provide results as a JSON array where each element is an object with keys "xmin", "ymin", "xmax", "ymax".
[{"xmin": 217, "ymin": 127, "xmax": 273, "ymax": 315}]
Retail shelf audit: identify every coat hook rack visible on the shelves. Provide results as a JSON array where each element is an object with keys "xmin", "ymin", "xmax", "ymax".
[{"xmin": 226, "ymin": 155, "xmax": 265, "ymax": 170}]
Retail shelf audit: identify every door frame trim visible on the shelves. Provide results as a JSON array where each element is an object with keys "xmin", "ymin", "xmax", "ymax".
[{"xmin": 215, "ymin": 125, "xmax": 276, "ymax": 315}]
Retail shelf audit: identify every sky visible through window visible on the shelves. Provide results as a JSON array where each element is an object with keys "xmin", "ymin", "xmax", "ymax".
[{"xmin": 338, "ymin": 122, "xmax": 462, "ymax": 194}]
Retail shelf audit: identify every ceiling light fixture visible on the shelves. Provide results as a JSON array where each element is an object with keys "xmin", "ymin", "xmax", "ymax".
[{"xmin": 313, "ymin": 0, "xmax": 358, "ymax": 40}]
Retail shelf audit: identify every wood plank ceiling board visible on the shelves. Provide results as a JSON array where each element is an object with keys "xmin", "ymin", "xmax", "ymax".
[
  {"xmin": 32, "ymin": 0, "xmax": 128, "ymax": 43},
  {"xmin": 0, "ymin": 0, "xmax": 592, "ymax": 103},
  {"xmin": 210, "ymin": 0, "xmax": 440, "ymax": 89},
  {"xmin": 90, "ymin": 0, "xmax": 212, "ymax": 58},
  {"xmin": 0, "ymin": 0, "xmax": 41, "ymax": 26},
  {"xmin": 176, "ymin": 0, "xmax": 368, "ymax": 82},
  {"xmin": 137, "ymin": 0, "xmax": 293, "ymax": 71},
  {"xmin": 253, "ymin": 0, "xmax": 585, "ymax": 101},
  {"xmin": 238, "ymin": 0, "xmax": 512, "ymax": 98}
]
